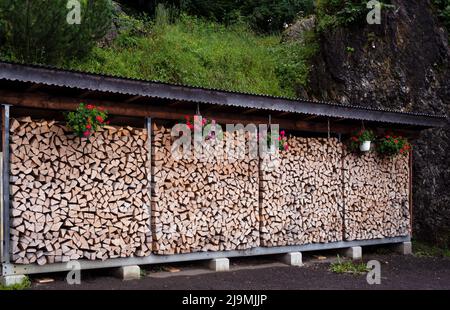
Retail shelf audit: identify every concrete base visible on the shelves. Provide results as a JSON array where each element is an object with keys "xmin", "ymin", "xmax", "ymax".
[
  {"xmin": 113, "ymin": 265, "xmax": 141, "ymax": 280},
  {"xmin": 340, "ymin": 246, "xmax": 362, "ymax": 260},
  {"xmin": 0, "ymin": 274, "xmax": 27, "ymax": 287},
  {"xmin": 394, "ymin": 242, "xmax": 412, "ymax": 255},
  {"xmin": 208, "ymin": 258, "xmax": 229, "ymax": 272},
  {"xmin": 280, "ymin": 252, "xmax": 303, "ymax": 266}
]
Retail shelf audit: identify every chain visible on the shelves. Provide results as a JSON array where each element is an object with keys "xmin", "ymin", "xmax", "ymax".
[{"xmin": 327, "ymin": 118, "xmax": 330, "ymax": 139}]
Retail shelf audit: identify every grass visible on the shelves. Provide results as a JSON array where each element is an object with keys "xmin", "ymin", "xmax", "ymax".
[
  {"xmin": 329, "ymin": 256, "xmax": 368, "ymax": 275},
  {"xmin": 412, "ymin": 240, "xmax": 450, "ymax": 258},
  {"xmin": 65, "ymin": 12, "xmax": 317, "ymax": 98},
  {"xmin": 0, "ymin": 276, "xmax": 31, "ymax": 290}
]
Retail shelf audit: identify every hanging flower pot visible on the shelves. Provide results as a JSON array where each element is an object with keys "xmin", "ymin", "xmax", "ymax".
[
  {"xmin": 65, "ymin": 103, "xmax": 109, "ymax": 141},
  {"xmin": 376, "ymin": 134, "xmax": 412, "ymax": 156},
  {"xmin": 359, "ymin": 140, "xmax": 372, "ymax": 152},
  {"xmin": 349, "ymin": 129, "xmax": 376, "ymax": 153}
]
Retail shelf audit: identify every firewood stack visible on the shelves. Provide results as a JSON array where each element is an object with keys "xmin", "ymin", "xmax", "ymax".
[
  {"xmin": 152, "ymin": 125, "xmax": 260, "ymax": 254},
  {"xmin": 9, "ymin": 117, "xmax": 152, "ymax": 265},
  {"xmin": 343, "ymin": 150, "xmax": 410, "ymax": 240},
  {"xmin": 260, "ymin": 137, "xmax": 344, "ymax": 246}
]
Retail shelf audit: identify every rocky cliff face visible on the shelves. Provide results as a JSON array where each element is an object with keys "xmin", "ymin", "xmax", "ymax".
[{"xmin": 302, "ymin": 0, "xmax": 450, "ymax": 245}]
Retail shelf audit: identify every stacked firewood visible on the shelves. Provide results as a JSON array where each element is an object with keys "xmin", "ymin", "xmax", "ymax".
[
  {"xmin": 260, "ymin": 137, "xmax": 344, "ymax": 246},
  {"xmin": 343, "ymin": 151, "xmax": 410, "ymax": 240},
  {"xmin": 151, "ymin": 125, "xmax": 260, "ymax": 254},
  {"xmin": 9, "ymin": 117, "xmax": 152, "ymax": 265}
]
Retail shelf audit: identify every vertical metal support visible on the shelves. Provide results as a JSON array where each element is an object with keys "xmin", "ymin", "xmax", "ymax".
[
  {"xmin": 409, "ymin": 149, "xmax": 413, "ymax": 236},
  {"xmin": 1, "ymin": 104, "xmax": 11, "ymax": 264},
  {"xmin": 146, "ymin": 118, "xmax": 154, "ymax": 247},
  {"xmin": 340, "ymin": 136, "xmax": 346, "ymax": 241}
]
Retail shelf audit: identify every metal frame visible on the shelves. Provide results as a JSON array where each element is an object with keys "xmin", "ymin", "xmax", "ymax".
[
  {"xmin": 1, "ymin": 104, "xmax": 10, "ymax": 265},
  {"xmin": 2, "ymin": 236, "xmax": 410, "ymax": 276},
  {"xmin": 146, "ymin": 117, "xmax": 153, "ymax": 243}
]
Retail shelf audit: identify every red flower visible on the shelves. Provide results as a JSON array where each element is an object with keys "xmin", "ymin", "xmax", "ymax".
[
  {"xmin": 284, "ymin": 144, "xmax": 289, "ymax": 151},
  {"xmin": 385, "ymin": 135, "xmax": 390, "ymax": 139},
  {"xmin": 352, "ymin": 136, "xmax": 358, "ymax": 142},
  {"xmin": 83, "ymin": 130, "xmax": 91, "ymax": 137},
  {"xmin": 86, "ymin": 124, "xmax": 92, "ymax": 130},
  {"xmin": 394, "ymin": 139, "xmax": 399, "ymax": 144},
  {"xmin": 280, "ymin": 130, "xmax": 285, "ymax": 136},
  {"xmin": 187, "ymin": 123, "xmax": 194, "ymax": 130},
  {"xmin": 96, "ymin": 116, "xmax": 104, "ymax": 123},
  {"xmin": 87, "ymin": 105, "xmax": 94, "ymax": 110},
  {"xmin": 184, "ymin": 115, "xmax": 190, "ymax": 121}
]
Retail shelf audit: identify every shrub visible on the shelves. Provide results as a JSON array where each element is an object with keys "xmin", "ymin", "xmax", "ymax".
[
  {"xmin": 0, "ymin": 0, "xmax": 113, "ymax": 64},
  {"xmin": 316, "ymin": 0, "xmax": 393, "ymax": 31},
  {"xmin": 68, "ymin": 11, "xmax": 315, "ymax": 97}
]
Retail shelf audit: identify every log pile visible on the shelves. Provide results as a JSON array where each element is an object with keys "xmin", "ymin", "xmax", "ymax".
[
  {"xmin": 260, "ymin": 137, "xmax": 343, "ymax": 246},
  {"xmin": 343, "ymin": 151, "xmax": 410, "ymax": 240},
  {"xmin": 152, "ymin": 125, "xmax": 260, "ymax": 254},
  {"xmin": 9, "ymin": 117, "xmax": 152, "ymax": 265}
]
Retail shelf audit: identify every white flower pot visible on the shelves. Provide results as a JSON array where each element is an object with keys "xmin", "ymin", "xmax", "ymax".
[{"xmin": 359, "ymin": 141, "xmax": 371, "ymax": 152}]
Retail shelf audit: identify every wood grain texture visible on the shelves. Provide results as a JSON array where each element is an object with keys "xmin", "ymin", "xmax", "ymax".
[
  {"xmin": 343, "ymin": 150, "xmax": 410, "ymax": 240},
  {"xmin": 151, "ymin": 125, "xmax": 260, "ymax": 254},
  {"xmin": 260, "ymin": 137, "xmax": 344, "ymax": 246},
  {"xmin": 9, "ymin": 118, "xmax": 152, "ymax": 265}
]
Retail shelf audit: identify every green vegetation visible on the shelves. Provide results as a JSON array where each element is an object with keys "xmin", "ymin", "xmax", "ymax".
[
  {"xmin": 432, "ymin": 0, "xmax": 450, "ymax": 36},
  {"xmin": 0, "ymin": 276, "xmax": 31, "ymax": 290},
  {"xmin": 315, "ymin": 0, "xmax": 394, "ymax": 31},
  {"xmin": 0, "ymin": 0, "xmax": 113, "ymax": 64},
  {"xmin": 413, "ymin": 240, "xmax": 450, "ymax": 258},
  {"xmin": 329, "ymin": 256, "xmax": 368, "ymax": 274},
  {"xmin": 121, "ymin": 0, "xmax": 316, "ymax": 33},
  {"xmin": 346, "ymin": 46, "xmax": 355, "ymax": 53},
  {"xmin": 67, "ymin": 10, "xmax": 318, "ymax": 97}
]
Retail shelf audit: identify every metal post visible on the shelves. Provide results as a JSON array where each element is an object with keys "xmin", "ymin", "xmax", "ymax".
[
  {"xmin": 1, "ymin": 104, "xmax": 11, "ymax": 264},
  {"xmin": 146, "ymin": 118, "xmax": 153, "ymax": 243},
  {"xmin": 409, "ymin": 149, "xmax": 413, "ymax": 236}
]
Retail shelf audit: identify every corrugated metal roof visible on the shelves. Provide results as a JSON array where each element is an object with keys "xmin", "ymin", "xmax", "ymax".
[{"xmin": 0, "ymin": 61, "xmax": 447, "ymax": 128}]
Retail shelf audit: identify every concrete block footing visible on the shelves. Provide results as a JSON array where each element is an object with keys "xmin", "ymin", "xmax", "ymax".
[
  {"xmin": 340, "ymin": 246, "xmax": 362, "ymax": 260},
  {"xmin": 113, "ymin": 265, "xmax": 141, "ymax": 280},
  {"xmin": 280, "ymin": 252, "xmax": 303, "ymax": 266},
  {"xmin": 394, "ymin": 241, "xmax": 412, "ymax": 255},
  {"xmin": 208, "ymin": 258, "xmax": 230, "ymax": 271},
  {"xmin": 0, "ymin": 274, "xmax": 27, "ymax": 287}
]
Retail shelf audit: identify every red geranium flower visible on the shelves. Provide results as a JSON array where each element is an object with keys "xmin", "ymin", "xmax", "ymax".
[
  {"xmin": 394, "ymin": 139, "xmax": 399, "ymax": 144},
  {"xmin": 86, "ymin": 124, "xmax": 92, "ymax": 130},
  {"xmin": 87, "ymin": 105, "xmax": 94, "ymax": 110},
  {"xmin": 96, "ymin": 116, "xmax": 104, "ymax": 123},
  {"xmin": 83, "ymin": 130, "xmax": 91, "ymax": 137}
]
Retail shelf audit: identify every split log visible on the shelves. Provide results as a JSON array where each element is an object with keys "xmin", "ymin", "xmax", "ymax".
[
  {"xmin": 9, "ymin": 118, "xmax": 152, "ymax": 265},
  {"xmin": 151, "ymin": 125, "xmax": 260, "ymax": 254},
  {"xmin": 259, "ymin": 137, "xmax": 344, "ymax": 246}
]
